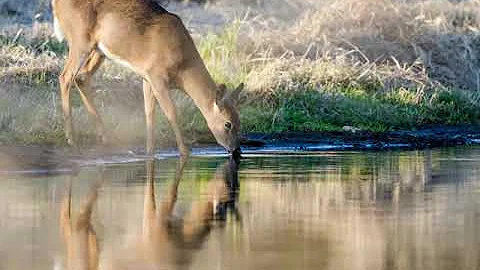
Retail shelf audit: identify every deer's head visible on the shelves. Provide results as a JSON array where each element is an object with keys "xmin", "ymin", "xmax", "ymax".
[{"xmin": 209, "ymin": 83, "xmax": 244, "ymax": 155}]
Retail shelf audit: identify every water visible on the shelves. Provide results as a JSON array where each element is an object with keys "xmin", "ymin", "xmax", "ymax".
[{"xmin": 1, "ymin": 146, "xmax": 480, "ymax": 270}]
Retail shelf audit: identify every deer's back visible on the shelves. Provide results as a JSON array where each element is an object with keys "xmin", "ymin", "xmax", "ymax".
[
  {"xmin": 95, "ymin": 0, "xmax": 168, "ymax": 21},
  {"xmin": 92, "ymin": 1, "xmax": 199, "ymax": 75},
  {"xmin": 54, "ymin": 0, "xmax": 200, "ymax": 78}
]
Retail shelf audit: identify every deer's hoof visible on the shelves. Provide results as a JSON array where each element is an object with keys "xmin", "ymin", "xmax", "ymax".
[
  {"xmin": 97, "ymin": 133, "xmax": 108, "ymax": 145},
  {"xmin": 66, "ymin": 137, "xmax": 75, "ymax": 147},
  {"xmin": 179, "ymin": 147, "xmax": 190, "ymax": 157}
]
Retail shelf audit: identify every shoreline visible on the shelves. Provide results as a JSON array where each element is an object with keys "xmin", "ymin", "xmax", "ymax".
[
  {"xmin": 3, "ymin": 1, "xmax": 480, "ymax": 157},
  {"xmin": 1, "ymin": 125, "xmax": 480, "ymax": 175},
  {"xmin": 243, "ymin": 125, "xmax": 480, "ymax": 151}
]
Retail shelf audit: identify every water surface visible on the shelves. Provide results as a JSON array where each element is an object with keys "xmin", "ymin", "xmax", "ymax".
[{"xmin": 1, "ymin": 147, "xmax": 480, "ymax": 270}]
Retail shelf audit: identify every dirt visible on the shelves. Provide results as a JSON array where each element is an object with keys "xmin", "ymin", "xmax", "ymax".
[
  {"xmin": 2, "ymin": 125, "xmax": 480, "ymax": 175},
  {"xmin": 242, "ymin": 125, "xmax": 480, "ymax": 150},
  {"xmin": 0, "ymin": 145, "xmax": 78, "ymax": 175}
]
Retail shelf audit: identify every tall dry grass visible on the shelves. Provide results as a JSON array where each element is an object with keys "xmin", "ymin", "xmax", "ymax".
[
  {"xmin": 233, "ymin": 0, "xmax": 480, "ymax": 94},
  {"xmin": 1, "ymin": 0, "xmax": 480, "ymax": 145}
]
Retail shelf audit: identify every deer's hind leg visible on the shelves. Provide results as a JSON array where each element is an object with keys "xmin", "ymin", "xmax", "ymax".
[
  {"xmin": 59, "ymin": 51, "xmax": 77, "ymax": 146},
  {"xmin": 60, "ymin": 180, "xmax": 101, "ymax": 270},
  {"xmin": 60, "ymin": 179, "xmax": 73, "ymax": 254},
  {"xmin": 75, "ymin": 50, "xmax": 108, "ymax": 144},
  {"xmin": 76, "ymin": 182, "xmax": 101, "ymax": 270},
  {"xmin": 59, "ymin": 44, "xmax": 97, "ymax": 146}
]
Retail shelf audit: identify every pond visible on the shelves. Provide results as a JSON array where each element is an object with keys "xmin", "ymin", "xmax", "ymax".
[{"xmin": 1, "ymin": 146, "xmax": 480, "ymax": 270}]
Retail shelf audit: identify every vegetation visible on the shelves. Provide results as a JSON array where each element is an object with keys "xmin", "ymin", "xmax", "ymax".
[{"xmin": 1, "ymin": 0, "xmax": 480, "ymax": 146}]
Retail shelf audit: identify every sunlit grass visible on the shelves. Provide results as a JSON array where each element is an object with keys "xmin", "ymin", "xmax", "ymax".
[
  {"xmin": 198, "ymin": 20, "xmax": 248, "ymax": 87},
  {"xmin": 1, "ymin": 0, "xmax": 480, "ymax": 146}
]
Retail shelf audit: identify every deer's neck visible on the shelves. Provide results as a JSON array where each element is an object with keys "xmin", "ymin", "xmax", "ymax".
[{"xmin": 178, "ymin": 62, "xmax": 217, "ymax": 118}]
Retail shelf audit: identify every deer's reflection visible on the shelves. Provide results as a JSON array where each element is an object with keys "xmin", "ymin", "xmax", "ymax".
[
  {"xmin": 60, "ymin": 157, "xmax": 240, "ymax": 270},
  {"xmin": 61, "ymin": 178, "xmax": 100, "ymax": 270}
]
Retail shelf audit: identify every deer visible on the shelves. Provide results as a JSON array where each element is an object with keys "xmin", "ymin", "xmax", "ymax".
[
  {"xmin": 59, "ymin": 157, "xmax": 241, "ymax": 270},
  {"xmin": 51, "ymin": 0, "xmax": 244, "ymax": 157}
]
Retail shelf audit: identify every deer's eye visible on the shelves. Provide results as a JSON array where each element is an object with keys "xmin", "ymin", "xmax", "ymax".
[{"xmin": 225, "ymin": 121, "xmax": 232, "ymax": 130}]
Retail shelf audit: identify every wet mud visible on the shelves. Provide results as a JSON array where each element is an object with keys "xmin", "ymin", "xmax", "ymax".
[
  {"xmin": 244, "ymin": 125, "xmax": 480, "ymax": 151},
  {"xmin": 2, "ymin": 125, "xmax": 480, "ymax": 174}
]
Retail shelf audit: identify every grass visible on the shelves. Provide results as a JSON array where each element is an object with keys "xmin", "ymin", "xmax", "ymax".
[{"xmin": 1, "ymin": 0, "xmax": 480, "ymax": 147}]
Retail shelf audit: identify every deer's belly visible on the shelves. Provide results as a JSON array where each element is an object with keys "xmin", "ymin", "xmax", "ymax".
[{"xmin": 98, "ymin": 42, "xmax": 143, "ymax": 75}]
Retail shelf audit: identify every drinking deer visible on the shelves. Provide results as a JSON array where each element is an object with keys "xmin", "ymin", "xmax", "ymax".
[
  {"xmin": 51, "ymin": 0, "xmax": 243, "ymax": 156},
  {"xmin": 59, "ymin": 157, "xmax": 241, "ymax": 269}
]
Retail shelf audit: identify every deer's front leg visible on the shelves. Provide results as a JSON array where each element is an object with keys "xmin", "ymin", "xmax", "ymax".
[
  {"xmin": 143, "ymin": 80, "xmax": 156, "ymax": 155},
  {"xmin": 157, "ymin": 156, "xmax": 188, "ymax": 220},
  {"xmin": 143, "ymin": 157, "xmax": 187, "ymax": 238},
  {"xmin": 148, "ymin": 76, "xmax": 189, "ymax": 157},
  {"xmin": 181, "ymin": 174, "xmax": 229, "ymax": 246},
  {"xmin": 143, "ymin": 160, "xmax": 157, "ymax": 238}
]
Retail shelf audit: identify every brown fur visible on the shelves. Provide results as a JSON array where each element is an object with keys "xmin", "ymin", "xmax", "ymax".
[
  {"xmin": 60, "ymin": 179, "xmax": 100, "ymax": 270},
  {"xmin": 52, "ymin": 0, "xmax": 243, "ymax": 155},
  {"xmin": 59, "ymin": 157, "xmax": 240, "ymax": 269}
]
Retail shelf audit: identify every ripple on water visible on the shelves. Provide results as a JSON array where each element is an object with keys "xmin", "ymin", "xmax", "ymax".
[{"xmin": 1, "ymin": 146, "xmax": 480, "ymax": 269}]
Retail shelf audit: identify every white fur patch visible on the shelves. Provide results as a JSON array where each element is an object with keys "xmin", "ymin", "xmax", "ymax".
[
  {"xmin": 53, "ymin": 17, "xmax": 64, "ymax": 42},
  {"xmin": 213, "ymin": 102, "xmax": 221, "ymax": 113},
  {"xmin": 98, "ymin": 42, "xmax": 140, "ymax": 74},
  {"xmin": 51, "ymin": 0, "xmax": 64, "ymax": 42}
]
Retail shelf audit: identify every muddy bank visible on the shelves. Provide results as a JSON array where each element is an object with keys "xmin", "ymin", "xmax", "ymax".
[
  {"xmin": 243, "ymin": 125, "xmax": 480, "ymax": 151},
  {"xmin": 0, "ymin": 145, "xmax": 78, "ymax": 175},
  {"xmin": 2, "ymin": 125, "xmax": 480, "ymax": 175}
]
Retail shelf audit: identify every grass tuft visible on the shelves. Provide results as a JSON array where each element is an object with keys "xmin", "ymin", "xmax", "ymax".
[{"xmin": 1, "ymin": 0, "xmax": 480, "ymax": 146}]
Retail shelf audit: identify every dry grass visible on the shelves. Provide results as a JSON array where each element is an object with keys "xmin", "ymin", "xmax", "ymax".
[
  {"xmin": 234, "ymin": 0, "xmax": 480, "ymax": 93},
  {"xmin": 1, "ymin": 0, "xmax": 480, "ymax": 146}
]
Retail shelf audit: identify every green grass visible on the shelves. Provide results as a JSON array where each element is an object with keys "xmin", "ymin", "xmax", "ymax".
[
  {"xmin": 198, "ymin": 20, "xmax": 248, "ymax": 88},
  {"xmin": 2, "ymin": 77, "xmax": 477, "ymax": 147},
  {"xmin": 2, "ymin": 0, "xmax": 480, "ymax": 147},
  {"xmin": 240, "ymin": 85, "xmax": 480, "ymax": 134}
]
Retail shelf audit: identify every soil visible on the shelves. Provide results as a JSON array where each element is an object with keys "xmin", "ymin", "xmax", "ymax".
[
  {"xmin": 2, "ymin": 125, "xmax": 480, "ymax": 174},
  {"xmin": 242, "ymin": 125, "xmax": 480, "ymax": 150}
]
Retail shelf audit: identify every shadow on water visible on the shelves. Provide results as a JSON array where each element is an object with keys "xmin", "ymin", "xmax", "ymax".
[
  {"xmin": 58, "ymin": 156, "xmax": 241, "ymax": 270},
  {"xmin": 1, "ymin": 147, "xmax": 480, "ymax": 270}
]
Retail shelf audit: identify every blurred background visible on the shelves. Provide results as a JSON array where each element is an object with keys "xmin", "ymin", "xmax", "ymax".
[{"xmin": 1, "ymin": 0, "xmax": 480, "ymax": 146}]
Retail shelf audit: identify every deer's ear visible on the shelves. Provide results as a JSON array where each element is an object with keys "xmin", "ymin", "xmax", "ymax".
[
  {"xmin": 237, "ymin": 93, "xmax": 247, "ymax": 105},
  {"xmin": 216, "ymin": 84, "xmax": 227, "ymax": 105},
  {"xmin": 231, "ymin": 83, "xmax": 244, "ymax": 104}
]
